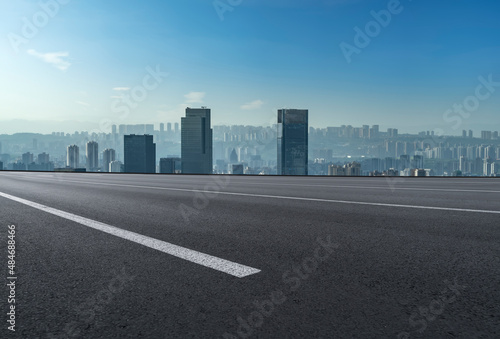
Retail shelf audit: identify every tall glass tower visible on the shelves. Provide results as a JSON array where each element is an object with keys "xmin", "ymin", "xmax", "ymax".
[
  {"xmin": 124, "ymin": 135, "xmax": 156, "ymax": 173},
  {"xmin": 277, "ymin": 109, "xmax": 308, "ymax": 175},
  {"xmin": 181, "ymin": 107, "xmax": 213, "ymax": 174}
]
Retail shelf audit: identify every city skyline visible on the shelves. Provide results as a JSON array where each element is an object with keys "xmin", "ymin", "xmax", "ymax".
[
  {"xmin": 1, "ymin": 1, "xmax": 499, "ymax": 134},
  {"xmin": 1, "ymin": 115, "xmax": 499, "ymax": 176},
  {"xmin": 1, "ymin": 118, "xmax": 497, "ymax": 139}
]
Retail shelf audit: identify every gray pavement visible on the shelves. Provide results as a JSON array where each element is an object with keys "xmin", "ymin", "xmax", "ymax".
[{"xmin": 0, "ymin": 172, "xmax": 499, "ymax": 338}]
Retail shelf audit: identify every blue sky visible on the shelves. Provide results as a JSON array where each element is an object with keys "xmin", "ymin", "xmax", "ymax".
[{"xmin": 1, "ymin": 0, "xmax": 499, "ymax": 134}]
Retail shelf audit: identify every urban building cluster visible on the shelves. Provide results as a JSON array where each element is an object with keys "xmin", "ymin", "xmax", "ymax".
[{"xmin": 0, "ymin": 110, "xmax": 499, "ymax": 177}]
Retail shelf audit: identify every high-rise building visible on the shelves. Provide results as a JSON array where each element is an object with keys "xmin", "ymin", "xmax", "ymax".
[
  {"xmin": 459, "ymin": 156, "xmax": 467, "ymax": 172},
  {"xmin": 181, "ymin": 107, "xmax": 213, "ymax": 174},
  {"xmin": 483, "ymin": 159, "xmax": 493, "ymax": 176},
  {"xmin": 38, "ymin": 153, "xmax": 50, "ymax": 164},
  {"xmin": 277, "ymin": 109, "xmax": 308, "ymax": 175},
  {"xmin": 0, "ymin": 161, "xmax": 3, "ymax": 170},
  {"xmin": 102, "ymin": 149, "xmax": 116, "ymax": 172},
  {"xmin": 328, "ymin": 164, "xmax": 344, "ymax": 176},
  {"xmin": 159, "ymin": 157, "xmax": 181, "ymax": 174},
  {"xmin": 174, "ymin": 122, "xmax": 179, "ymax": 134},
  {"xmin": 22, "ymin": 152, "xmax": 34, "ymax": 166},
  {"xmin": 67, "ymin": 145, "xmax": 79, "ymax": 168},
  {"xmin": 412, "ymin": 155, "xmax": 424, "ymax": 169},
  {"xmin": 167, "ymin": 123, "xmax": 172, "ymax": 133},
  {"xmin": 491, "ymin": 163, "xmax": 499, "ymax": 176},
  {"xmin": 31, "ymin": 153, "xmax": 53, "ymax": 171},
  {"xmin": 229, "ymin": 148, "xmax": 238, "ymax": 163},
  {"xmin": 388, "ymin": 128, "xmax": 399, "ymax": 138},
  {"xmin": 86, "ymin": 141, "xmax": 99, "ymax": 172},
  {"xmin": 399, "ymin": 155, "xmax": 410, "ymax": 170},
  {"xmin": 369, "ymin": 125, "xmax": 380, "ymax": 139},
  {"xmin": 411, "ymin": 169, "xmax": 427, "ymax": 177},
  {"xmin": 481, "ymin": 131, "xmax": 493, "ymax": 140},
  {"xmin": 124, "ymin": 135, "xmax": 156, "ymax": 173},
  {"xmin": 160, "ymin": 123, "xmax": 165, "ymax": 137},
  {"xmin": 345, "ymin": 162, "xmax": 361, "ymax": 176}
]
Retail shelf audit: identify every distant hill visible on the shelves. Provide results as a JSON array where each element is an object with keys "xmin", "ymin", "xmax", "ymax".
[{"xmin": 0, "ymin": 120, "xmax": 101, "ymax": 135}]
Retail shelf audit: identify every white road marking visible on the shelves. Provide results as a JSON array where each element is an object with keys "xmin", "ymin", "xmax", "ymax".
[
  {"xmin": 177, "ymin": 181, "xmax": 500, "ymax": 194},
  {"xmin": 5, "ymin": 176, "xmax": 500, "ymax": 214},
  {"xmin": 0, "ymin": 191, "xmax": 260, "ymax": 278}
]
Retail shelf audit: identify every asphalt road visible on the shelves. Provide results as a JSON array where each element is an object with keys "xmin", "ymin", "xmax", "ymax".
[{"xmin": 0, "ymin": 172, "xmax": 499, "ymax": 338}]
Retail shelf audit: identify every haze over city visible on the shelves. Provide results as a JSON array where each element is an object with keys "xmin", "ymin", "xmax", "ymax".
[{"xmin": 1, "ymin": 0, "xmax": 500, "ymax": 134}]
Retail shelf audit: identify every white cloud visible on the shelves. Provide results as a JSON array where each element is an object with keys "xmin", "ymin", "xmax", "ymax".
[
  {"xmin": 76, "ymin": 101, "xmax": 90, "ymax": 107},
  {"xmin": 184, "ymin": 91, "xmax": 205, "ymax": 104},
  {"xmin": 156, "ymin": 103, "xmax": 186, "ymax": 121},
  {"xmin": 156, "ymin": 92, "xmax": 207, "ymax": 121},
  {"xmin": 241, "ymin": 99, "xmax": 264, "ymax": 110},
  {"xmin": 113, "ymin": 87, "xmax": 130, "ymax": 91},
  {"xmin": 27, "ymin": 49, "xmax": 71, "ymax": 71}
]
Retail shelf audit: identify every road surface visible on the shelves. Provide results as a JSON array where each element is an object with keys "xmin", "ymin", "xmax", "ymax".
[{"xmin": 0, "ymin": 172, "xmax": 499, "ymax": 338}]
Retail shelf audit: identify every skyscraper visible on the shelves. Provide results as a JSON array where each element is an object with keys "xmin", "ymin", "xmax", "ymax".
[
  {"xmin": 67, "ymin": 145, "xmax": 79, "ymax": 168},
  {"xmin": 22, "ymin": 152, "xmax": 34, "ymax": 166},
  {"xmin": 102, "ymin": 148, "xmax": 116, "ymax": 172},
  {"xmin": 124, "ymin": 135, "xmax": 156, "ymax": 173},
  {"xmin": 38, "ymin": 152, "xmax": 50, "ymax": 164},
  {"xmin": 86, "ymin": 141, "xmax": 99, "ymax": 172},
  {"xmin": 181, "ymin": 107, "xmax": 213, "ymax": 174},
  {"xmin": 277, "ymin": 109, "xmax": 308, "ymax": 175}
]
